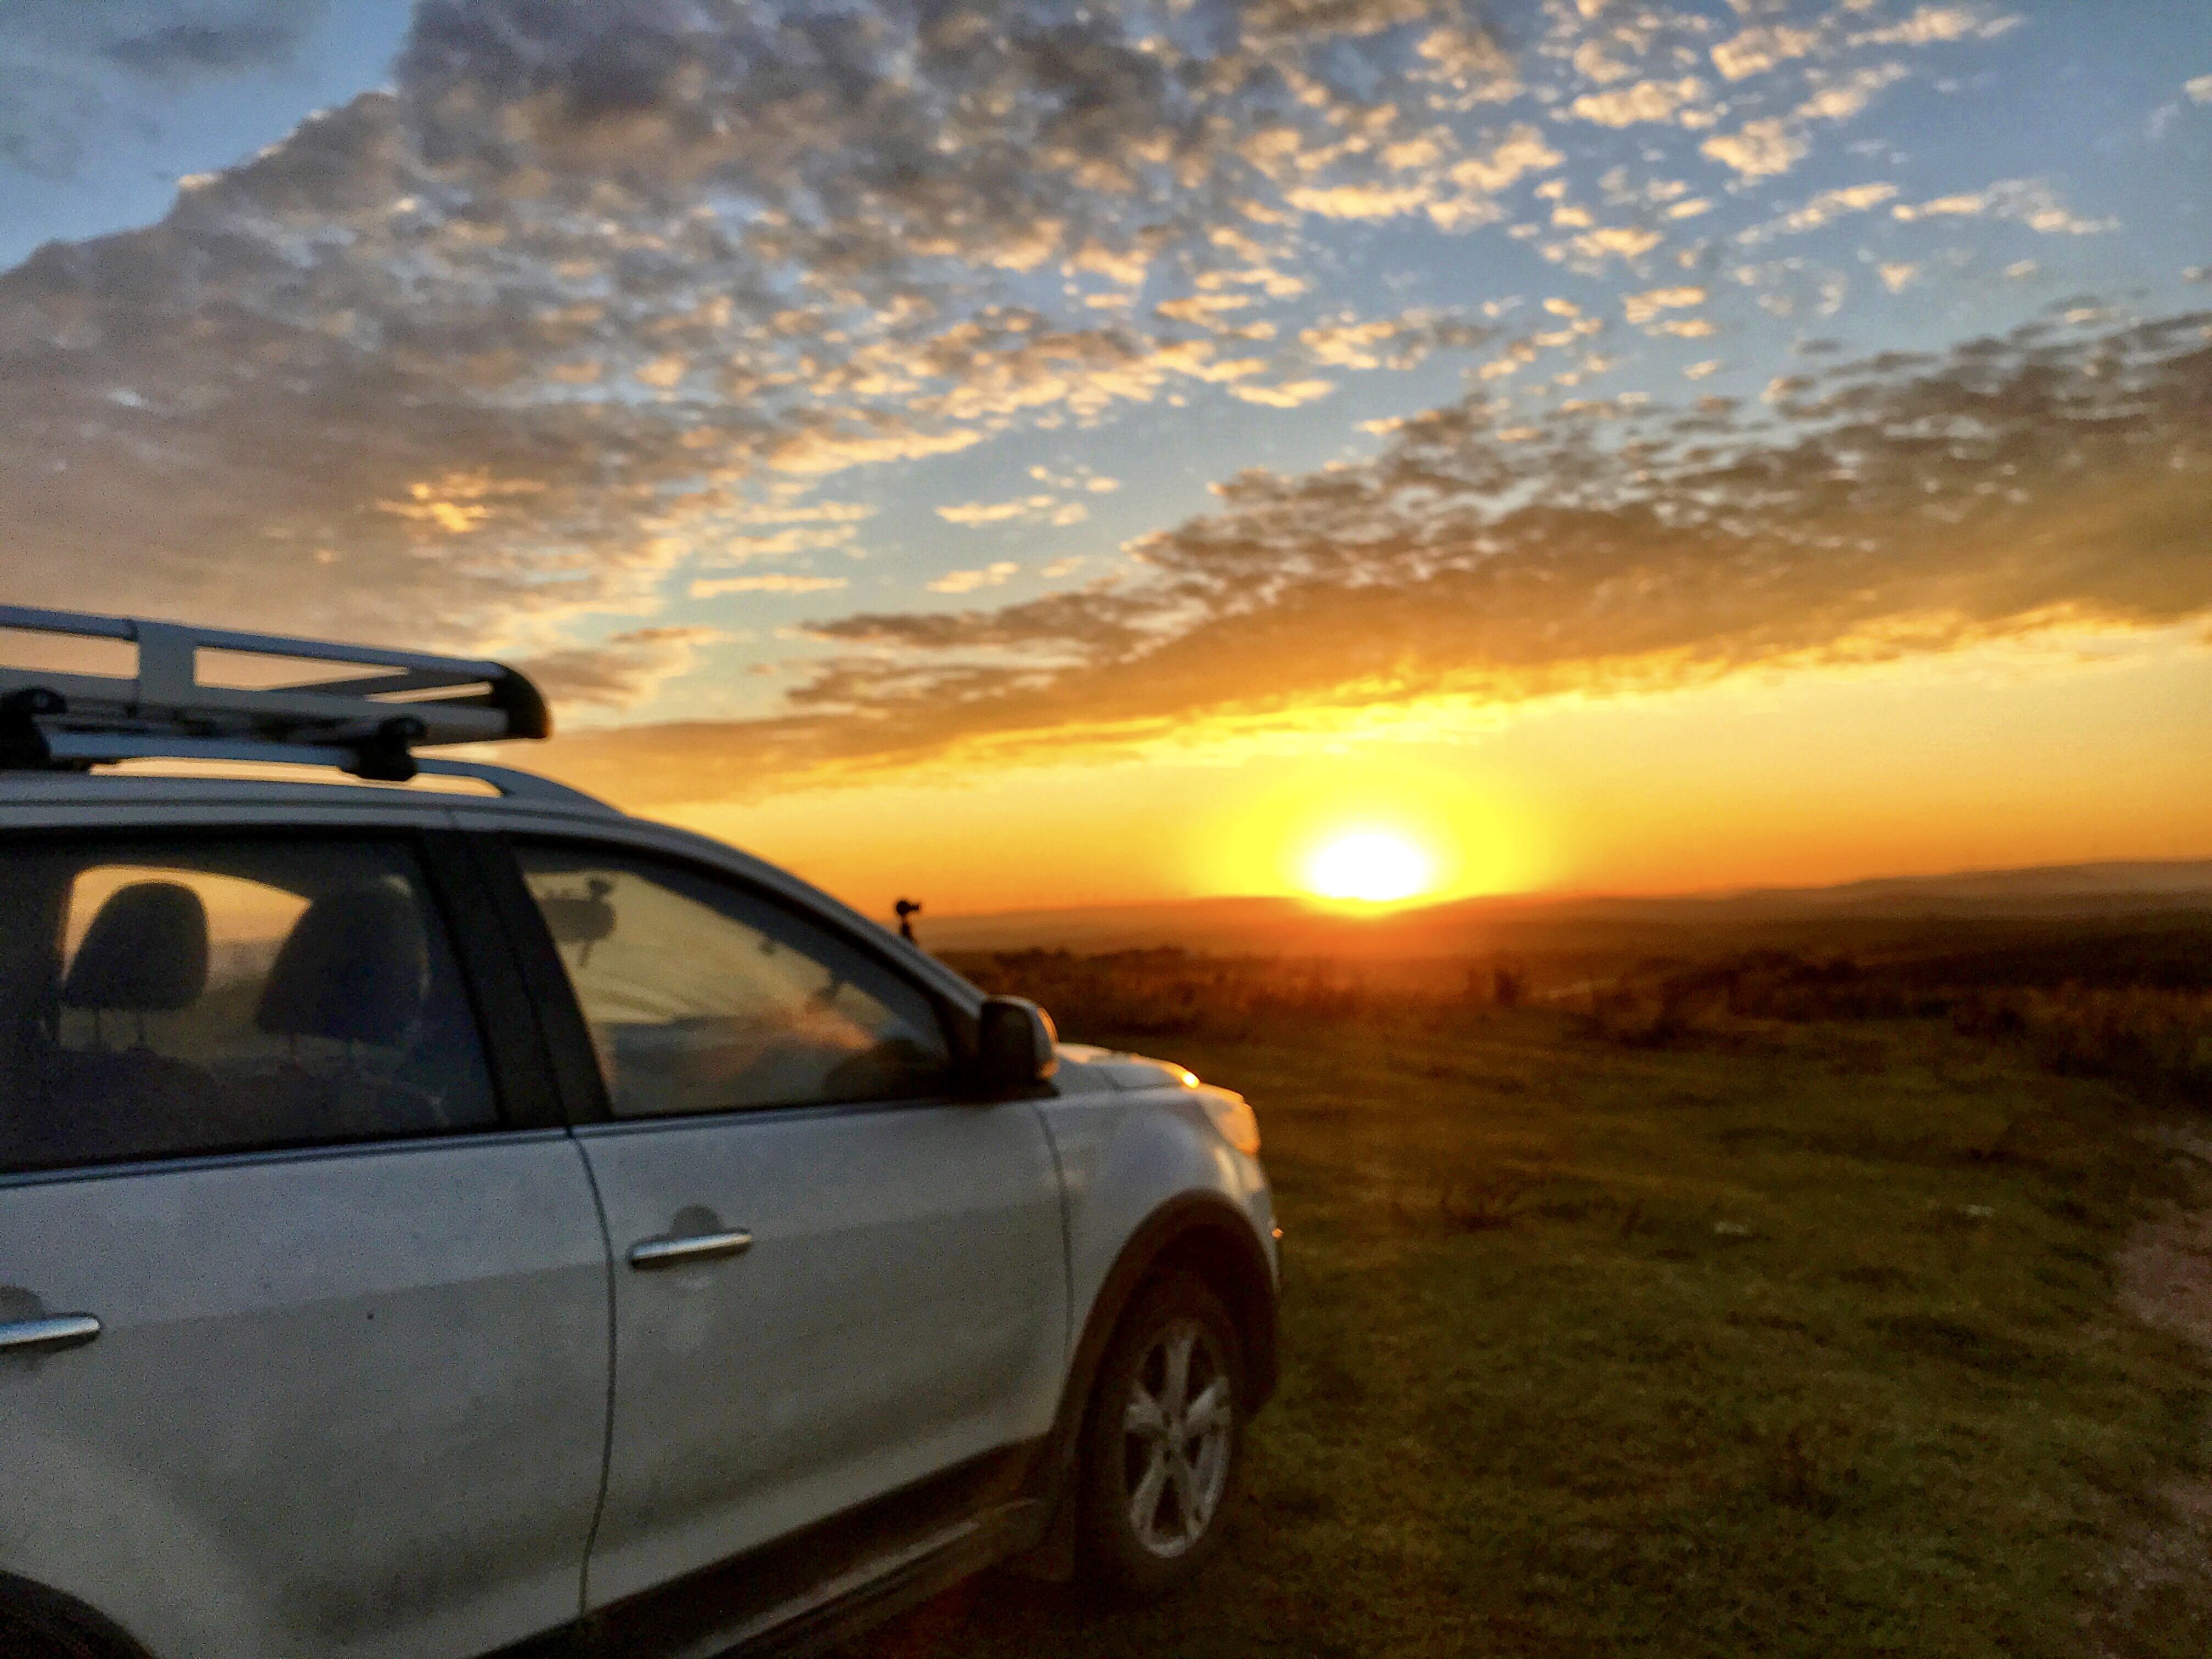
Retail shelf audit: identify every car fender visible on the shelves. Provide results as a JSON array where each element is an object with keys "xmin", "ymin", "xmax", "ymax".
[
  {"xmin": 1000, "ymin": 1086, "xmax": 1279, "ymax": 1582},
  {"xmin": 1030, "ymin": 1086, "xmax": 1277, "ymax": 1451},
  {"xmin": 1043, "ymin": 1090, "xmax": 1274, "ymax": 1340}
]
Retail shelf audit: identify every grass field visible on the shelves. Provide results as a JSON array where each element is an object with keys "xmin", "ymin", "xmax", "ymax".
[{"xmin": 860, "ymin": 1003, "xmax": 2212, "ymax": 1658}]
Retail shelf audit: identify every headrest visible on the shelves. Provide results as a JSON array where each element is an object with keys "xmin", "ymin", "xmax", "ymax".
[
  {"xmin": 63, "ymin": 882, "xmax": 209, "ymax": 1012},
  {"xmin": 255, "ymin": 887, "xmax": 427, "ymax": 1046}
]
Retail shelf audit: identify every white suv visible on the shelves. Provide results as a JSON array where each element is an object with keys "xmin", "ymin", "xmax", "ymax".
[{"xmin": 0, "ymin": 606, "xmax": 1279, "ymax": 1659}]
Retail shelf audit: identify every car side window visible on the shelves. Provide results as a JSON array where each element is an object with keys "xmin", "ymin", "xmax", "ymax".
[
  {"xmin": 516, "ymin": 845, "xmax": 953, "ymax": 1117},
  {"xmin": 0, "ymin": 839, "xmax": 497, "ymax": 1175}
]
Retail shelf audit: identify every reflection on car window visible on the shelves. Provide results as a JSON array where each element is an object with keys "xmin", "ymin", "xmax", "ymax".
[
  {"xmin": 0, "ymin": 840, "xmax": 497, "ymax": 1174},
  {"xmin": 517, "ymin": 847, "xmax": 952, "ymax": 1116}
]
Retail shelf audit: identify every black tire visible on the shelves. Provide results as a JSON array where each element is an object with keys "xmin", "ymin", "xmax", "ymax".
[
  {"xmin": 1076, "ymin": 1273, "xmax": 1247, "ymax": 1599},
  {"xmin": 0, "ymin": 1596, "xmax": 120, "ymax": 1659}
]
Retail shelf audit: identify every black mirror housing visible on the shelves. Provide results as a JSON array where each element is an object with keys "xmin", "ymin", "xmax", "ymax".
[{"xmin": 973, "ymin": 996, "xmax": 1059, "ymax": 1098}]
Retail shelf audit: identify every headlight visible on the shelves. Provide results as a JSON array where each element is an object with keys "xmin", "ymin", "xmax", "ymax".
[{"xmin": 1198, "ymin": 1090, "xmax": 1262, "ymax": 1156}]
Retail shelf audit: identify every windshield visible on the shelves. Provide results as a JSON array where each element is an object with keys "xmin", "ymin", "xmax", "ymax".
[{"xmin": 2, "ymin": 1, "xmax": 2205, "ymax": 910}]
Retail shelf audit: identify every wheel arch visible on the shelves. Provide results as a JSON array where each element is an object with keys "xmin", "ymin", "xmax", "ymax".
[
  {"xmin": 1020, "ymin": 1190, "xmax": 1277, "ymax": 1570},
  {"xmin": 1077, "ymin": 1193, "xmax": 1277, "ymax": 1418}
]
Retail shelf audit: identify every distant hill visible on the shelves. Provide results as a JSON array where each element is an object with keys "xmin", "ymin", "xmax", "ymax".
[{"xmin": 919, "ymin": 859, "xmax": 2212, "ymax": 958}]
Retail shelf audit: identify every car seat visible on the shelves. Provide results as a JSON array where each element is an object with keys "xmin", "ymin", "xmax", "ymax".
[
  {"xmin": 33, "ymin": 882, "xmax": 213, "ymax": 1165},
  {"xmin": 254, "ymin": 886, "xmax": 433, "ymax": 1136}
]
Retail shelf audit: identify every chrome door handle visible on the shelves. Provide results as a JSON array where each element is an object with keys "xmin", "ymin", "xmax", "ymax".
[
  {"xmin": 0, "ymin": 1314, "xmax": 102, "ymax": 1356},
  {"xmin": 627, "ymin": 1229, "xmax": 753, "ymax": 1270}
]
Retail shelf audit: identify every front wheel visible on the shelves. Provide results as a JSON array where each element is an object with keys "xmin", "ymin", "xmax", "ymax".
[{"xmin": 1076, "ymin": 1273, "xmax": 1246, "ymax": 1598}]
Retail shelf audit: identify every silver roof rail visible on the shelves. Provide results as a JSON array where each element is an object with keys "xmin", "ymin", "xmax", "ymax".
[{"xmin": 1, "ymin": 603, "xmax": 557, "ymax": 787}]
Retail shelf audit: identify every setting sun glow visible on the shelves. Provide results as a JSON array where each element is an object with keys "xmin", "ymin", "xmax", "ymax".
[{"xmin": 1302, "ymin": 830, "xmax": 1437, "ymax": 904}]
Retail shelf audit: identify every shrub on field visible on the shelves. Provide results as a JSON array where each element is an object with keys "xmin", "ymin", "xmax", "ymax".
[
  {"xmin": 947, "ymin": 939, "xmax": 2212, "ymax": 1108},
  {"xmin": 1954, "ymin": 987, "xmax": 2212, "ymax": 1107},
  {"xmin": 1579, "ymin": 951, "xmax": 2212, "ymax": 1106},
  {"xmin": 945, "ymin": 948, "xmax": 1387, "ymax": 1040}
]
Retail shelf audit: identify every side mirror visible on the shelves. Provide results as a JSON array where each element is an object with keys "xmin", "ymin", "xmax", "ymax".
[{"xmin": 973, "ymin": 996, "xmax": 1059, "ymax": 1098}]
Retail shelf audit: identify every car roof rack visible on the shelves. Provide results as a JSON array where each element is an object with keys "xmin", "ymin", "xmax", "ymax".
[{"xmin": 0, "ymin": 604, "xmax": 601, "ymax": 806}]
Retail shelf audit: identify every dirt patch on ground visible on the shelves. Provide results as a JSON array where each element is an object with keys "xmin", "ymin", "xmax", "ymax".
[{"xmin": 2093, "ymin": 1129, "xmax": 2212, "ymax": 1655}]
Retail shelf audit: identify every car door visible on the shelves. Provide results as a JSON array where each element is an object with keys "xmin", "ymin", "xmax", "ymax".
[
  {"xmin": 0, "ymin": 828, "xmax": 611, "ymax": 1659},
  {"xmin": 495, "ymin": 836, "xmax": 1069, "ymax": 1610}
]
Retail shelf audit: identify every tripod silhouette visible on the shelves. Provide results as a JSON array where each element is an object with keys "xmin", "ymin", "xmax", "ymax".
[{"xmin": 894, "ymin": 898, "xmax": 922, "ymax": 943}]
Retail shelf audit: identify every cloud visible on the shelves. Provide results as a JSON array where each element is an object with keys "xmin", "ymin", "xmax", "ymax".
[
  {"xmin": 1623, "ymin": 286, "xmax": 1707, "ymax": 324},
  {"xmin": 1302, "ymin": 318, "xmax": 1409, "ymax": 369},
  {"xmin": 99, "ymin": 5, "xmax": 324, "ymax": 82},
  {"xmin": 730, "ymin": 500, "xmax": 877, "ymax": 527},
  {"xmin": 1230, "ymin": 378, "xmax": 1339, "ymax": 408},
  {"xmin": 1751, "ymin": 182, "xmax": 1899, "ymax": 240},
  {"xmin": 690, "ymin": 575, "xmax": 849, "ymax": 597},
  {"xmin": 1892, "ymin": 179, "xmax": 2116, "ymax": 235},
  {"xmin": 0, "ymin": 0, "xmax": 2175, "ymax": 803},
  {"xmin": 1155, "ymin": 294, "xmax": 1257, "ymax": 326},
  {"xmin": 1712, "ymin": 25, "xmax": 1823, "ymax": 82},
  {"xmin": 1570, "ymin": 78, "xmax": 1709, "ymax": 128},
  {"xmin": 1699, "ymin": 63, "xmax": 1904, "ymax": 185},
  {"xmin": 1028, "ymin": 464, "xmax": 1119, "ymax": 494},
  {"xmin": 1570, "ymin": 226, "xmax": 1664, "ymax": 263},
  {"xmin": 516, "ymin": 625, "xmax": 718, "ymax": 711},
  {"xmin": 534, "ymin": 309, "xmax": 2212, "ymax": 804},
  {"xmin": 1850, "ymin": 7, "xmax": 2023, "ymax": 48},
  {"xmin": 723, "ymin": 528, "xmax": 862, "ymax": 563},
  {"xmin": 1448, "ymin": 125, "xmax": 1563, "ymax": 194},
  {"xmin": 927, "ymin": 562, "xmax": 1022, "ymax": 595},
  {"xmin": 1299, "ymin": 311, "xmax": 1491, "ymax": 371},
  {"xmin": 2190, "ymin": 74, "xmax": 2212, "ymax": 104},
  {"xmin": 1286, "ymin": 182, "xmax": 1437, "ymax": 221},
  {"xmin": 1796, "ymin": 64, "xmax": 1909, "ymax": 125},
  {"xmin": 937, "ymin": 496, "xmax": 1088, "ymax": 528},
  {"xmin": 1278, "ymin": 120, "xmax": 1564, "ymax": 231},
  {"xmin": 0, "ymin": 0, "xmax": 1550, "ymax": 649},
  {"xmin": 1702, "ymin": 119, "xmax": 1811, "ymax": 179}
]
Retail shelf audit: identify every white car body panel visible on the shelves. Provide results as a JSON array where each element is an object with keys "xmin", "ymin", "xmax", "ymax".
[
  {"xmin": 575, "ymin": 1102, "xmax": 1068, "ymax": 1607},
  {"xmin": 449, "ymin": 803, "xmax": 1075, "ymax": 1607},
  {"xmin": 1035, "ymin": 1062, "xmax": 1279, "ymax": 1348},
  {"xmin": 0, "ymin": 1134, "xmax": 611, "ymax": 1658}
]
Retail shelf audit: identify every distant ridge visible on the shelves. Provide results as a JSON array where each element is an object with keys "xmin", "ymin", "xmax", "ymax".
[{"xmin": 919, "ymin": 859, "xmax": 2212, "ymax": 957}]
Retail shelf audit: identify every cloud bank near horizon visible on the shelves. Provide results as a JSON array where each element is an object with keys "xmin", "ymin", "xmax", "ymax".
[{"xmin": 545, "ymin": 306, "xmax": 2212, "ymax": 801}]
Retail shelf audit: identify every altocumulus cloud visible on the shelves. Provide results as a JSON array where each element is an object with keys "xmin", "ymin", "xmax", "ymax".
[
  {"xmin": 546, "ymin": 307, "xmax": 2212, "ymax": 803},
  {"xmin": 3, "ymin": 0, "xmax": 1566, "ymax": 657},
  {"xmin": 1, "ymin": 0, "xmax": 2199, "ymax": 787}
]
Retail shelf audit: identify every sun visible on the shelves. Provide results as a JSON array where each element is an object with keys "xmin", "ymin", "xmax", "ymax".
[{"xmin": 1302, "ymin": 829, "xmax": 1437, "ymax": 904}]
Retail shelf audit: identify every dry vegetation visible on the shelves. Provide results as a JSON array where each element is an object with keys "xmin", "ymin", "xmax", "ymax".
[
  {"xmin": 854, "ymin": 928, "xmax": 2212, "ymax": 1658},
  {"xmin": 949, "ymin": 920, "xmax": 2212, "ymax": 1107}
]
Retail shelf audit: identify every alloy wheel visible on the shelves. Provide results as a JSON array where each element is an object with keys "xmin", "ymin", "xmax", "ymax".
[{"xmin": 1118, "ymin": 1316, "xmax": 1234, "ymax": 1558}]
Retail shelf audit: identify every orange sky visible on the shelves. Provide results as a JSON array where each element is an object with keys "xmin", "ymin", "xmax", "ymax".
[
  {"xmin": 644, "ymin": 626, "xmax": 2212, "ymax": 921},
  {"xmin": 8, "ymin": 0, "xmax": 2210, "ymax": 926}
]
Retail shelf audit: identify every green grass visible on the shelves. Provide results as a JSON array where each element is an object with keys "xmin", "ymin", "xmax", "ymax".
[{"xmin": 860, "ymin": 1009, "xmax": 2212, "ymax": 1658}]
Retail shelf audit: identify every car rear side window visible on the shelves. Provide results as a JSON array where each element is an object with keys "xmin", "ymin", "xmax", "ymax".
[
  {"xmin": 516, "ymin": 845, "xmax": 952, "ymax": 1117},
  {"xmin": 0, "ymin": 839, "xmax": 496, "ymax": 1174}
]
